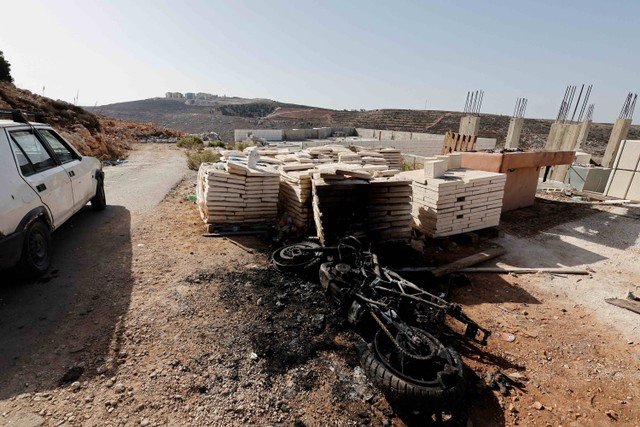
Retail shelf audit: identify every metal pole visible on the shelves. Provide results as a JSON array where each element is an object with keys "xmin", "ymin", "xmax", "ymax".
[
  {"xmin": 628, "ymin": 94, "xmax": 638, "ymax": 120},
  {"xmin": 570, "ymin": 84, "xmax": 585, "ymax": 123}
]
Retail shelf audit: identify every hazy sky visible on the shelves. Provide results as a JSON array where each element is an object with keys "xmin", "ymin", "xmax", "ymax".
[{"xmin": 1, "ymin": 0, "xmax": 638, "ymax": 122}]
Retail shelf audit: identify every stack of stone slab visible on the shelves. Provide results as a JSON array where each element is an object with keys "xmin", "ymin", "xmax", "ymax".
[
  {"xmin": 379, "ymin": 148, "xmax": 403, "ymax": 170},
  {"xmin": 278, "ymin": 169, "xmax": 314, "ymax": 230},
  {"xmin": 358, "ymin": 151, "xmax": 388, "ymax": 167},
  {"xmin": 311, "ymin": 166, "xmax": 412, "ymax": 244},
  {"xmin": 197, "ymin": 161, "xmax": 280, "ymax": 231},
  {"xmin": 399, "ymin": 157, "xmax": 506, "ymax": 237},
  {"xmin": 278, "ymin": 162, "xmax": 404, "ymax": 233},
  {"xmin": 268, "ymin": 145, "xmax": 402, "ymax": 171}
]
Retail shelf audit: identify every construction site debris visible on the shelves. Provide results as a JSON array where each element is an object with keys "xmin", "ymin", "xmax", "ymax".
[
  {"xmin": 605, "ymin": 292, "xmax": 640, "ymax": 315},
  {"xmin": 397, "ymin": 246, "xmax": 506, "ymax": 277},
  {"xmin": 453, "ymin": 267, "xmax": 591, "ymax": 275}
]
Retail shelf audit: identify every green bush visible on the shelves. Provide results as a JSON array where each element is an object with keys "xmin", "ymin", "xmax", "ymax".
[
  {"xmin": 177, "ymin": 135, "xmax": 204, "ymax": 149},
  {"xmin": 401, "ymin": 160, "xmax": 415, "ymax": 171},
  {"xmin": 218, "ymin": 102, "xmax": 276, "ymax": 118},
  {"xmin": 209, "ymin": 140, "xmax": 226, "ymax": 148},
  {"xmin": 233, "ymin": 141, "xmax": 252, "ymax": 151},
  {"xmin": 186, "ymin": 150, "xmax": 219, "ymax": 170},
  {"xmin": 0, "ymin": 51, "xmax": 13, "ymax": 83}
]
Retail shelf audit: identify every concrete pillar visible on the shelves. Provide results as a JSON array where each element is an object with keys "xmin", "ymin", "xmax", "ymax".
[
  {"xmin": 505, "ymin": 117, "xmax": 524, "ymax": 149},
  {"xmin": 575, "ymin": 120, "xmax": 592, "ymax": 150},
  {"xmin": 545, "ymin": 123, "xmax": 568, "ymax": 151},
  {"xmin": 602, "ymin": 118, "xmax": 632, "ymax": 167},
  {"xmin": 459, "ymin": 115, "xmax": 480, "ymax": 136},
  {"xmin": 550, "ymin": 123, "xmax": 581, "ymax": 181},
  {"xmin": 559, "ymin": 123, "xmax": 581, "ymax": 151}
]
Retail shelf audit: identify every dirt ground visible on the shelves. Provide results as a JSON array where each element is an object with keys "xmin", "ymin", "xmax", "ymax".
[{"xmin": 1, "ymin": 145, "xmax": 640, "ymax": 427}]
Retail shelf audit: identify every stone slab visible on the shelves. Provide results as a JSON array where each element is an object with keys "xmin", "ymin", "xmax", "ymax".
[{"xmin": 606, "ymin": 169, "xmax": 634, "ymax": 199}]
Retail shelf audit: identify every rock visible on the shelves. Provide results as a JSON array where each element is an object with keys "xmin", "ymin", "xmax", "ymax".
[
  {"xmin": 532, "ymin": 401, "xmax": 544, "ymax": 410},
  {"xmin": 141, "ymin": 420, "xmax": 150, "ymax": 426},
  {"xmin": 3, "ymin": 410, "xmax": 45, "ymax": 427},
  {"xmin": 310, "ymin": 314, "xmax": 326, "ymax": 335},
  {"xmin": 114, "ymin": 383, "xmax": 126, "ymax": 393},
  {"xmin": 96, "ymin": 365, "xmax": 107, "ymax": 375},
  {"xmin": 60, "ymin": 366, "xmax": 84, "ymax": 383},
  {"xmin": 70, "ymin": 381, "xmax": 81, "ymax": 392}
]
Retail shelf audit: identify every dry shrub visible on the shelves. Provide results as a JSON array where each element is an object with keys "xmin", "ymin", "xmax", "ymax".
[{"xmin": 186, "ymin": 150, "xmax": 219, "ymax": 170}]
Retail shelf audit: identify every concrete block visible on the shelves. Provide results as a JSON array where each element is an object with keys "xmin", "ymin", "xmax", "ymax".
[
  {"xmin": 476, "ymin": 138, "xmax": 497, "ymax": 150},
  {"xmin": 583, "ymin": 168, "xmax": 612, "ymax": 193},
  {"xmin": 616, "ymin": 140, "xmax": 640, "ymax": 171},
  {"xmin": 606, "ymin": 170, "xmax": 634, "ymax": 199},
  {"xmin": 447, "ymin": 153, "xmax": 462, "ymax": 169},
  {"xmin": 625, "ymin": 172, "xmax": 640, "ymax": 202},
  {"xmin": 574, "ymin": 152, "xmax": 591, "ymax": 165},
  {"xmin": 567, "ymin": 166, "xmax": 612, "ymax": 193},
  {"xmin": 424, "ymin": 160, "xmax": 446, "ymax": 178}
]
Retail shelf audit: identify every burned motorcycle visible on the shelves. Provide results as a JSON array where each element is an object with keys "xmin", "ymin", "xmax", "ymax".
[{"xmin": 272, "ymin": 238, "xmax": 490, "ymax": 418}]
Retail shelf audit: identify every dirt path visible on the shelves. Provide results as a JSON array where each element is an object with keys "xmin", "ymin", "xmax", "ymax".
[
  {"xmin": 2, "ymin": 152, "xmax": 640, "ymax": 426},
  {"xmin": 0, "ymin": 144, "xmax": 187, "ymax": 425}
]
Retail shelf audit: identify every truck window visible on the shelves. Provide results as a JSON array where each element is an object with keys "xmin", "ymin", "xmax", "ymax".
[
  {"xmin": 9, "ymin": 130, "xmax": 56, "ymax": 176},
  {"xmin": 38, "ymin": 129, "xmax": 78, "ymax": 164}
]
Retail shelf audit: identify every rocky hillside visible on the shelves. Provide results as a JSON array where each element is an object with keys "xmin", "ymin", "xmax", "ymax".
[
  {"xmin": 0, "ymin": 83, "xmax": 184, "ymax": 160},
  {"xmin": 91, "ymin": 97, "xmax": 640, "ymax": 162},
  {"xmin": 88, "ymin": 98, "xmax": 333, "ymax": 143}
]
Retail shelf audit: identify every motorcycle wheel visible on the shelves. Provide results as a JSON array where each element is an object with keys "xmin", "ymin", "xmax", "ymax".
[
  {"xmin": 360, "ymin": 328, "xmax": 466, "ymax": 409},
  {"xmin": 272, "ymin": 242, "xmax": 322, "ymax": 273}
]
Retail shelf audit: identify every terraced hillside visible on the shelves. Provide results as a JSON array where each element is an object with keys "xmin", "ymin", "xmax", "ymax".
[{"xmin": 91, "ymin": 98, "xmax": 640, "ymax": 163}]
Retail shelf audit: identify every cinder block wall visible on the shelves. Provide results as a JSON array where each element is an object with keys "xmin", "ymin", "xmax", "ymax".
[{"xmin": 234, "ymin": 129, "xmax": 284, "ymax": 142}]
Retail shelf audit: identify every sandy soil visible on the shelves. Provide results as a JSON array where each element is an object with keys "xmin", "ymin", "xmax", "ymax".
[{"xmin": 1, "ymin": 145, "xmax": 640, "ymax": 427}]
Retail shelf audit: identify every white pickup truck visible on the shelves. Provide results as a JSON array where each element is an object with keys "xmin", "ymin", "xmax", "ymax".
[{"xmin": 0, "ymin": 110, "xmax": 106, "ymax": 277}]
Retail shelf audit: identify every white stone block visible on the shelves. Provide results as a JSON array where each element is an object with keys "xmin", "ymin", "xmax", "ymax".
[{"xmin": 424, "ymin": 160, "xmax": 446, "ymax": 179}]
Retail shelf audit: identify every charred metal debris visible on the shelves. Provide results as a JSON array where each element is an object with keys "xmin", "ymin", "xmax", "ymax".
[{"xmin": 272, "ymin": 237, "xmax": 491, "ymax": 418}]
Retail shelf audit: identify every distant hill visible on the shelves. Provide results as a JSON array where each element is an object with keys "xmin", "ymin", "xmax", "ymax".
[{"xmin": 89, "ymin": 96, "xmax": 640, "ymax": 163}]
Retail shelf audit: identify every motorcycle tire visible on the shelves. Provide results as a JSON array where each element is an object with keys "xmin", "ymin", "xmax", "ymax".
[
  {"xmin": 272, "ymin": 241, "xmax": 323, "ymax": 273},
  {"xmin": 359, "ymin": 332, "xmax": 466, "ymax": 409}
]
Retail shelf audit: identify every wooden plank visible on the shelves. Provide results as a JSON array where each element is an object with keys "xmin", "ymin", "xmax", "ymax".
[
  {"xmin": 425, "ymin": 246, "xmax": 506, "ymax": 277},
  {"xmin": 457, "ymin": 267, "xmax": 590, "ymax": 275},
  {"xmin": 605, "ymin": 298, "xmax": 640, "ymax": 315}
]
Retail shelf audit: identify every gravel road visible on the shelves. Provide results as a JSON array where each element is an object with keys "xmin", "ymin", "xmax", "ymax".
[
  {"xmin": 0, "ymin": 144, "xmax": 187, "ymax": 413},
  {"xmin": 103, "ymin": 144, "xmax": 188, "ymax": 219}
]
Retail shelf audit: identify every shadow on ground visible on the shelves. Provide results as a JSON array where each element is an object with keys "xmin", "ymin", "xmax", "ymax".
[{"xmin": 0, "ymin": 205, "xmax": 132, "ymax": 399}]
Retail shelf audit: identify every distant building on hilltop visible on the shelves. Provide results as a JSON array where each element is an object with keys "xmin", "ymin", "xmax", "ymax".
[
  {"xmin": 196, "ymin": 92, "xmax": 217, "ymax": 100},
  {"xmin": 166, "ymin": 92, "xmax": 184, "ymax": 99}
]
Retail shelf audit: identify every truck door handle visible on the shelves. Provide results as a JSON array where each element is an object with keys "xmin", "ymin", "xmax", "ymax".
[
  {"xmin": 36, "ymin": 183, "xmax": 47, "ymax": 192},
  {"xmin": 68, "ymin": 170, "xmax": 75, "ymax": 177}
]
